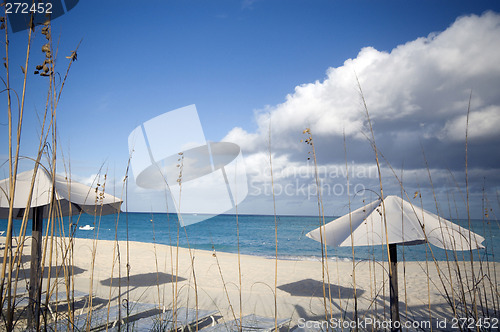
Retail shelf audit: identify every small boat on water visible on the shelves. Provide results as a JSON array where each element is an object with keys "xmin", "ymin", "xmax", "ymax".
[{"xmin": 79, "ymin": 225, "xmax": 94, "ymax": 231}]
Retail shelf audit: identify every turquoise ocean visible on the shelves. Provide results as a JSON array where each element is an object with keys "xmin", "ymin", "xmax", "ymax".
[{"xmin": 1, "ymin": 213, "xmax": 498, "ymax": 262}]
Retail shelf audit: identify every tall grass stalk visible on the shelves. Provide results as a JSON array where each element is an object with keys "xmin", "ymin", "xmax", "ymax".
[
  {"xmin": 235, "ymin": 211, "xmax": 243, "ymax": 329},
  {"xmin": 1, "ymin": 13, "xmax": 83, "ymax": 329},
  {"xmin": 150, "ymin": 214, "xmax": 163, "ymax": 317},
  {"xmin": 355, "ymin": 75, "xmax": 392, "ymax": 285},
  {"xmin": 446, "ymin": 186, "xmax": 470, "ymax": 323},
  {"xmin": 425, "ymin": 128, "xmax": 486, "ymax": 327},
  {"xmin": 482, "ymin": 194, "xmax": 498, "ymax": 316},
  {"xmin": 166, "ymin": 151, "xmax": 200, "ymax": 331},
  {"xmin": 87, "ymin": 172, "xmax": 108, "ymax": 332},
  {"xmin": 353, "ymin": 75, "xmax": 499, "ymax": 330},
  {"xmin": 379, "ymin": 149, "xmax": 467, "ymax": 325},
  {"xmin": 374, "ymin": 127, "xmax": 499, "ymax": 332},
  {"xmin": 422, "ymin": 146, "xmax": 462, "ymax": 321},
  {"xmin": 268, "ymin": 120, "xmax": 279, "ymax": 331},
  {"xmin": 343, "ymin": 130, "xmax": 358, "ymax": 331},
  {"xmin": 464, "ymin": 92, "xmax": 480, "ymax": 329},
  {"xmin": 416, "ymin": 189, "xmax": 434, "ymax": 331},
  {"xmin": 211, "ymin": 241, "xmax": 237, "ymax": 322},
  {"xmin": 302, "ymin": 128, "xmax": 334, "ymax": 325},
  {"xmin": 125, "ymin": 160, "xmax": 132, "ymax": 329},
  {"xmin": 356, "ymin": 76, "xmax": 399, "ymax": 329},
  {"xmin": 107, "ymin": 177, "xmax": 122, "ymax": 330},
  {"xmin": 60, "ymin": 157, "xmax": 77, "ymax": 328},
  {"xmin": 399, "ymin": 169, "xmax": 409, "ymax": 322},
  {"xmin": 0, "ymin": 9, "xmax": 34, "ymax": 330}
]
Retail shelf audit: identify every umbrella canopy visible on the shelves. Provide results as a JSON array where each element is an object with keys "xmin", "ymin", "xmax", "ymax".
[
  {"xmin": 306, "ymin": 195, "xmax": 485, "ymax": 330},
  {"xmin": 306, "ymin": 195, "xmax": 484, "ymax": 251},
  {"xmin": 0, "ymin": 168, "xmax": 122, "ymax": 219},
  {"xmin": 0, "ymin": 167, "xmax": 122, "ymax": 329}
]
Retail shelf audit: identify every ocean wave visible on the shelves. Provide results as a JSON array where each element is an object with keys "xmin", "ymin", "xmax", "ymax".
[{"xmin": 263, "ymin": 255, "xmax": 353, "ymax": 262}]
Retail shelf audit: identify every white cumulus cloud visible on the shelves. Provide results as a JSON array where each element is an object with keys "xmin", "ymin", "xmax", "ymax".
[
  {"xmin": 223, "ymin": 11, "xmax": 500, "ymax": 216},
  {"xmin": 228, "ymin": 11, "xmax": 500, "ymax": 151}
]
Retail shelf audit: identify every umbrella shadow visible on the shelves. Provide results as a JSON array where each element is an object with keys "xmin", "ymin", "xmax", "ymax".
[
  {"xmin": 100, "ymin": 272, "xmax": 185, "ymax": 288},
  {"xmin": 278, "ymin": 278, "xmax": 364, "ymax": 300},
  {"xmin": 0, "ymin": 254, "xmax": 30, "ymax": 264},
  {"xmin": 15, "ymin": 265, "xmax": 86, "ymax": 279}
]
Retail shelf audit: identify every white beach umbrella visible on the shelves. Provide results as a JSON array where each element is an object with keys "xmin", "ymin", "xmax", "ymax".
[
  {"xmin": 306, "ymin": 195, "xmax": 484, "ymax": 250},
  {"xmin": 0, "ymin": 168, "xmax": 122, "ymax": 219},
  {"xmin": 0, "ymin": 167, "xmax": 122, "ymax": 328},
  {"xmin": 306, "ymin": 195, "xmax": 485, "ymax": 329}
]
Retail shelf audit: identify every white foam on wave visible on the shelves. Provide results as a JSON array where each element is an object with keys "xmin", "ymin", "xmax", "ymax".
[{"xmin": 263, "ymin": 255, "xmax": 353, "ymax": 262}]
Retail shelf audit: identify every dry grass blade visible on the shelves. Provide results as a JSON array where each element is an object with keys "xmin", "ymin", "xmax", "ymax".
[
  {"xmin": 268, "ymin": 118, "xmax": 279, "ymax": 331},
  {"xmin": 343, "ymin": 130, "xmax": 358, "ymax": 331}
]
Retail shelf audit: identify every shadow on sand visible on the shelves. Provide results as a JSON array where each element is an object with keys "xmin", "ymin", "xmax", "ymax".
[
  {"xmin": 100, "ymin": 272, "xmax": 185, "ymax": 288},
  {"xmin": 278, "ymin": 278, "xmax": 364, "ymax": 299},
  {"xmin": 15, "ymin": 265, "xmax": 86, "ymax": 279}
]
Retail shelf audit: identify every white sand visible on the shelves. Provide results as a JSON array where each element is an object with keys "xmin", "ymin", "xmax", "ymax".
[
  {"xmin": 3, "ymin": 237, "xmax": 498, "ymax": 330},
  {"xmin": 71, "ymin": 238, "xmax": 498, "ymax": 327}
]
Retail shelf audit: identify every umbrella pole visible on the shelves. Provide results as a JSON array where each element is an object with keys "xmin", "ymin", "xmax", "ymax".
[
  {"xmin": 389, "ymin": 243, "xmax": 400, "ymax": 331},
  {"xmin": 28, "ymin": 206, "xmax": 43, "ymax": 330}
]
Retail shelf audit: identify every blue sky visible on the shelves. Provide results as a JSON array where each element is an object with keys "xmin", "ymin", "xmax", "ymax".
[{"xmin": 2, "ymin": 0, "xmax": 500, "ymax": 219}]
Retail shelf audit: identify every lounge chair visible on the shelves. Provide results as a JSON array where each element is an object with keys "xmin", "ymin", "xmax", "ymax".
[
  {"xmin": 203, "ymin": 314, "xmax": 291, "ymax": 332},
  {"xmin": 129, "ymin": 307, "xmax": 218, "ymax": 331},
  {"xmin": 3, "ymin": 288, "xmax": 89, "ymax": 323},
  {"xmin": 45, "ymin": 301, "xmax": 158, "ymax": 331},
  {"xmin": 12, "ymin": 289, "xmax": 89, "ymax": 314}
]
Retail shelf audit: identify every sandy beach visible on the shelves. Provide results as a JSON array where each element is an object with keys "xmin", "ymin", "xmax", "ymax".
[{"xmin": 4, "ymin": 236, "xmax": 497, "ymax": 331}]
